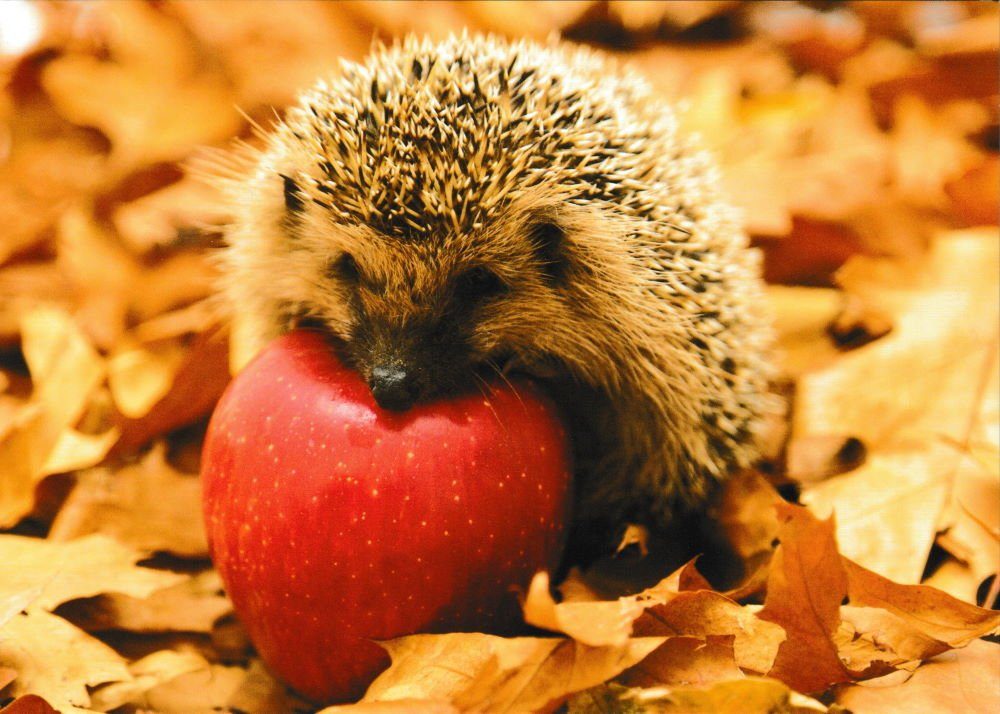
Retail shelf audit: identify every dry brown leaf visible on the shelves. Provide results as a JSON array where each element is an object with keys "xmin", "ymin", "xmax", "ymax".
[
  {"xmin": 767, "ymin": 285, "xmax": 844, "ymax": 377},
  {"xmin": 0, "ymin": 609, "xmax": 130, "ymax": 714},
  {"xmin": 40, "ymin": 3, "xmax": 241, "ymax": 168},
  {"xmin": 49, "ymin": 443, "xmax": 207, "ymax": 557},
  {"xmin": 57, "ymin": 570, "xmax": 231, "ymax": 634},
  {"xmin": 113, "ymin": 325, "xmax": 230, "ymax": 454},
  {"xmin": 619, "ymin": 635, "xmax": 744, "ymax": 688},
  {"xmin": 0, "ymin": 263, "xmax": 76, "ymax": 345},
  {"xmin": 836, "ymin": 639, "xmax": 1000, "ymax": 714},
  {"xmin": 843, "ymin": 558, "xmax": 1000, "ymax": 653},
  {"xmin": 462, "ymin": 1, "xmax": 593, "ymax": 39},
  {"xmin": 758, "ymin": 505, "xmax": 852, "ymax": 693},
  {"xmin": 712, "ymin": 470, "xmax": 784, "ymax": 565},
  {"xmin": 0, "ymin": 534, "xmax": 183, "ymax": 611},
  {"xmin": 0, "ymin": 307, "xmax": 117, "ymax": 527},
  {"xmin": 523, "ymin": 571, "xmax": 649, "ymax": 647},
  {"xmin": 796, "ymin": 231, "xmax": 999, "ymax": 578},
  {"xmin": 362, "ymin": 633, "xmax": 664, "ymax": 712},
  {"xmin": 107, "ymin": 341, "xmax": 188, "ymax": 419},
  {"xmin": 633, "ymin": 593, "xmax": 786, "ymax": 676},
  {"xmin": 90, "ymin": 650, "xmax": 295, "ymax": 714},
  {"xmin": 796, "ymin": 230, "xmax": 999, "ymax": 449},
  {"xmin": 321, "ymin": 700, "xmax": 458, "ymax": 714},
  {"xmin": 452, "ymin": 637, "xmax": 666, "ymax": 713},
  {"xmin": 890, "ymin": 96, "xmax": 982, "ymax": 209},
  {"xmin": 169, "ymin": 0, "xmax": 370, "ymax": 109},
  {"xmin": 0, "ymin": 694, "xmax": 60, "ymax": 714},
  {"xmin": 111, "ymin": 175, "xmax": 227, "ymax": 254},
  {"xmin": 55, "ymin": 204, "xmax": 139, "ymax": 349},
  {"xmin": 128, "ymin": 250, "xmax": 219, "ymax": 323},
  {"xmin": 569, "ymin": 676, "xmax": 831, "ymax": 713},
  {"xmin": 0, "ymin": 91, "xmax": 108, "ymax": 268},
  {"xmin": 802, "ymin": 442, "xmax": 955, "ymax": 584},
  {"xmin": 947, "ymin": 156, "xmax": 1000, "ymax": 227}
]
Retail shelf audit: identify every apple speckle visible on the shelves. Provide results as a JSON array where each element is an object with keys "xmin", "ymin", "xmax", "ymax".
[{"xmin": 371, "ymin": 488, "xmax": 379, "ymax": 496}]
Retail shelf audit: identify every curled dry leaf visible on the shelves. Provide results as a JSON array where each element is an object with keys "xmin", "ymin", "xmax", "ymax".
[
  {"xmin": 90, "ymin": 650, "xmax": 296, "ymax": 714},
  {"xmin": 836, "ymin": 639, "xmax": 1000, "ymax": 714},
  {"xmin": 321, "ymin": 700, "xmax": 459, "ymax": 714},
  {"xmin": 0, "ymin": 307, "xmax": 117, "ymax": 527},
  {"xmin": 568, "ymin": 676, "xmax": 832, "ymax": 714},
  {"xmin": 0, "ymin": 609, "xmax": 130, "ymax": 714},
  {"xmin": 56, "ymin": 570, "xmax": 231, "ymax": 634},
  {"xmin": 0, "ymin": 534, "xmax": 183, "ymax": 611},
  {"xmin": 842, "ymin": 558, "xmax": 1000, "ymax": 654},
  {"xmin": 618, "ymin": 635, "xmax": 744, "ymax": 688},
  {"xmin": 361, "ymin": 633, "xmax": 664, "ymax": 712},
  {"xmin": 49, "ymin": 442, "xmax": 207, "ymax": 557},
  {"xmin": 523, "ymin": 571, "xmax": 648, "ymax": 647}
]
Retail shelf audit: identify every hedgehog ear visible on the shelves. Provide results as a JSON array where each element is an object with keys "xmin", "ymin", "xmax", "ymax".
[
  {"xmin": 529, "ymin": 220, "xmax": 567, "ymax": 282},
  {"xmin": 280, "ymin": 174, "xmax": 306, "ymax": 215}
]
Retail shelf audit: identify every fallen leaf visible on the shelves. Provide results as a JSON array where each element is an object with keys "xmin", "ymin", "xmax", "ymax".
[
  {"xmin": 40, "ymin": 2, "xmax": 241, "ymax": 169},
  {"xmin": 0, "ymin": 305, "xmax": 120, "ymax": 526},
  {"xmin": 49, "ymin": 442, "xmax": 207, "ymax": 557},
  {"xmin": 0, "ymin": 609, "xmax": 130, "ymax": 713},
  {"xmin": 0, "ymin": 534, "xmax": 183, "ymax": 611},
  {"xmin": 795, "ymin": 230, "xmax": 999, "ymax": 450},
  {"xmin": 56, "ymin": 570, "xmax": 231, "ymax": 634},
  {"xmin": 363, "ymin": 633, "xmax": 664, "ymax": 712},
  {"xmin": 836, "ymin": 639, "xmax": 1000, "ymax": 714},
  {"xmin": 797, "ymin": 231, "xmax": 999, "ymax": 580},
  {"xmin": 843, "ymin": 558, "xmax": 1000, "ymax": 653},
  {"xmin": 320, "ymin": 700, "xmax": 458, "ymax": 714},
  {"xmin": 633, "ymin": 592, "xmax": 786, "ymax": 675},
  {"xmin": 758, "ymin": 505, "xmax": 852, "ymax": 693},
  {"xmin": 89, "ymin": 650, "xmax": 296, "ymax": 714},
  {"xmin": 107, "ymin": 341, "xmax": 188, "ymax": 419},
  {"xmin": 619, "ymin": 635, "xmax": 744, "ymax": 688},
  {"xmin": 802, "ymin": 442, "xmax": 955, "ymax": 584},
  {"xmin": 453, "ymin": 637, "xmax": 666, "ymax": 713},
  {"xmin": 569, "ymin": 676, "xmax": 832, "ymax": 713},
  {"xmin": 113, "ymin": 325, "xmax": 230, "ymax": 455},
  {"xmin": 0, "ymin": 695, "xmax": 60, "ymax": 714},
  {"xmin": 111, "ymin": 175, "xmax": 227, "ymax": 254},
  {"xmin": 523, "ymin": 571, "xmax": 648, "ymax": 647}
]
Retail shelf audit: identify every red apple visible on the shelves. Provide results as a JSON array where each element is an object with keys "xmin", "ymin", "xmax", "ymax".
[{"xmin": 201, "ymin": 330, "xmax": 572, "ymax": 703}]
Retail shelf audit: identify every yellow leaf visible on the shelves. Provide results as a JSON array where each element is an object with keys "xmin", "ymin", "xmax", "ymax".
[
  {"xmin": 363, "ymin": 633, "xmax": 664, "ymax": 712},
  {"xmin": 0, "ymin": 610, "xmax": 130, "ymax": 713},
  {"xmin": 49, "ymin": 443, "xmax": 207, "ymax": 557},
  {"xmin": 0, "ymin": 534, "xmax": 183, "ymax": 611},
  {"xmin": 837, "ymin": 640, "xmax": 1000, "ymax": 713}
]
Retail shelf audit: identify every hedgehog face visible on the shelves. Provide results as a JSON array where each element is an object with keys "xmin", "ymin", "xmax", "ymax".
[{"xmin": 297, "ymin": 205, "xmax": 574, "ymax": 411}]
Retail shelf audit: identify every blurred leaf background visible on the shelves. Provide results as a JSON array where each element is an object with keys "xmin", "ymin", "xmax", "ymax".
[{"xmin": 0, "ymin": 2, "xmax": 997, "ymax": 713}]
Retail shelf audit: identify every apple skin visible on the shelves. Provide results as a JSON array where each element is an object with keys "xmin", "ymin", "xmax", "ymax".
[{"xmin": 202, "ymin": 330, "xmax": 573, "ymax": 703}]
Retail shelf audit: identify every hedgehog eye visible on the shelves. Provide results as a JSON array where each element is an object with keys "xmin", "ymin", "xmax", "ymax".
[
  {"xmin": 455, "ymin": 266, "xmax": 506, "ymax": 301},
  {"xmin": 280, "ymin": 174, "xmax": 305, "ymax": 214},
  {"xmin": 330, "ymin": 253, "xmax": 360, "ymax": 283},
  {"xmin": 529, "ymin": 221, "xmax": 566, "ymax": 281}
]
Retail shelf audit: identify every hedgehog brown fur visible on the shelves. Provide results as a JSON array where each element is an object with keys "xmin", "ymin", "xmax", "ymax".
[{"xmin": 215, "ymin": 34, "xmax": 773, "ymax": 558}]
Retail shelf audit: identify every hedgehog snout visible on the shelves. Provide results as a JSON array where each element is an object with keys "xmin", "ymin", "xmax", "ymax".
[{"xmin": 369, "ymin": 364, "xmax": 421, "ymax": 411}]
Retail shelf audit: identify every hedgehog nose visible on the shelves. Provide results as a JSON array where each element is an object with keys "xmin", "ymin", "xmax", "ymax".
[{"xmin": 369, "ymin": 365, "xmax": 419, "ymax": 411}]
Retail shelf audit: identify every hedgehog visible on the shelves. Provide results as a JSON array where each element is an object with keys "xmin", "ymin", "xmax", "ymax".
[{"xmin": 214, "ymin": 34, "xmax": 773, "ymax": 560}]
